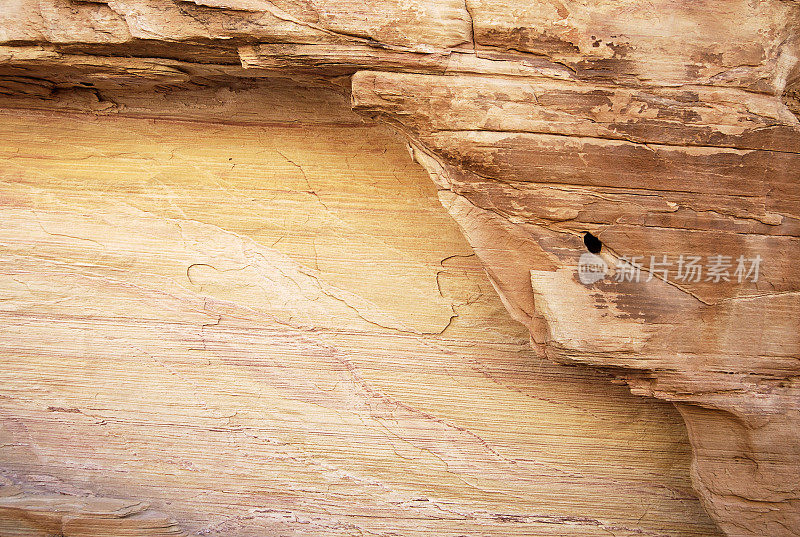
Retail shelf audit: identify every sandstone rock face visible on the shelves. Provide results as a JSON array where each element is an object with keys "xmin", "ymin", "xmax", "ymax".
[
  {"xmin": 0, "ymin": 95, "xmax": 721, "ymax": 537},
  {"xmin": 0, "ymin": 1, "xmax": 798, "ymax": 536}
]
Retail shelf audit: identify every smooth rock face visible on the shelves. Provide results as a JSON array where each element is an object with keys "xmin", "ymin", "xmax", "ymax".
[
  {"xmin": 0, "ymin": 99, "xmax": 721, "ymax": 537},
  {"xmin": 0, "ymin": 1, "xmax": 798, "ymax": 536}
]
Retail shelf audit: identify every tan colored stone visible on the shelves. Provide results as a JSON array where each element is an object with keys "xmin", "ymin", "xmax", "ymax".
[{"xmin": 0, "ymin": 1, "xmax": 798, "ymax": 535}]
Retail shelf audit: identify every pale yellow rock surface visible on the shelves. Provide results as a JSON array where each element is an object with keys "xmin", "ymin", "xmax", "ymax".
[
  {"xmin": 0, "ymin": 99, "xmax": 720, "ymax": 536},
  {"xmin": 0, "ymin": 1, "xmax": 798, "ymax": 535}
]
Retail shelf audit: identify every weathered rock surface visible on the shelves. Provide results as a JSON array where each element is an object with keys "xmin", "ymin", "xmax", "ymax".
[
  {"xmin": 0, "ymin": 100, "xmax": 721, "ymax": 537},
  {"xmin": 0, "ymin": 1, "xmax": 798, "ymax": 536}
]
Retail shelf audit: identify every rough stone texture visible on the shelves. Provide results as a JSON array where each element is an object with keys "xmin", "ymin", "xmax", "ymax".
[
  {"xmin": 0, "ymin": 1, "xmax": 798, "ymax": 536},
  {"xmin": 0, "ymin": 100, "xmax": 721, "ymax": 537}
]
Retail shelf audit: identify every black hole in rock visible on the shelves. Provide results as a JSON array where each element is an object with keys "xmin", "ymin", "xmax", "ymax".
[{"xmin": 583, "ymin": 232, "xmax": 602, "ymax": 254}]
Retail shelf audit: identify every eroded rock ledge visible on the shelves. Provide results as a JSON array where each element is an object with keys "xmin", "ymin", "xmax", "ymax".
[
  {"xmin": 1, "ymin": 1, "xmax": 798, "ymax": 535},
  {"xmin": 0, "ymin": 487, "xmax": 184, "ymax": 536}
]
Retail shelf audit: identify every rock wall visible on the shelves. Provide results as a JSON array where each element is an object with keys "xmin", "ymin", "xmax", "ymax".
[
  {"xmin": 0, "ymin": 1, "xmax": 798, "ymax": 535},
  {"xmin": 0, "ymin": 91, "xmax": 722, "ymax": 537}
]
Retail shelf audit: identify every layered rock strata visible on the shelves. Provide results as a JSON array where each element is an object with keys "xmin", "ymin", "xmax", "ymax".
[{"xmin": 0, "ymin": 1, "xmax": 798, "ymax": 535}]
